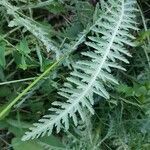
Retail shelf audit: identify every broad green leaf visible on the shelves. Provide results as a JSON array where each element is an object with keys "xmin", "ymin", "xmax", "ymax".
[
  {"xmin": 7, "ymin": 119, "xmax": 31, "ymax": 129},
  {"xmin": 39, "ymin": 136, "xmax": 65, "ymax": 149},
  {"xmin": 17, "ymin": 39, "xmax": 30, "ymax": 55},
  {"xmin": 12, "ymin": 138, "xmax": 44, "ymax": 150},
  {"xmin": 135, "ymin": 86, "xmax": 147, "ymax": 97},
  {"xmin": 13, "ymin": 52, "xmax": 27, "ymax": 70}
]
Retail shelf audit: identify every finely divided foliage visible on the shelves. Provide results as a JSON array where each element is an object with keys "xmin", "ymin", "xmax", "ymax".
[
  {"xmin": 0, "ymin": 0, "xmax": 60, "ymax": 58},
  {"xmin": 22, "ymin": 0, "xmax": 138, "ymax": 140},
  {"xmin": 9, "ymin": 17, "xmax": 60, "ymax": 58}
]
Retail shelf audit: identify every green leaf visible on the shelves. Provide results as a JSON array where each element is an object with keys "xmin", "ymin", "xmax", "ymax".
[
  {"xmin": 135, "ymin": 86, "xmax": 147, "ymax": 97},
  {"xmin": 46, "ymin": 2, "xmax": 66, "ymax": 14},
  {"xmin": 20, "ymin": 55, "xmax": 28, "ymax": 70},
  {"xmin": 7, "ymin": 119, "xmax": 31, "ymax": 129},
  {"xmin": 0, "ymin": 45, "xmax": 6, "ymax": 67},
  {"xmin": 137, "ymin": 30, "xmax": 150, "ymax": 43},
  {"xmin": 14, "ymin": 52, "xmax": 27, "ymax": 70},
  {"xmin": 39, "ymin": 136, "xmax": 65, "ymax": 149},
  {"xmin": 14, "ymin": 39, "xmax": 32, "ymax": 70},
  {"xmin": 17, "ymin": 39, "xmax": 30, "ymax": 55},
  {"xmin": 0, "ymin": 86, "xmax": 11, "ymax": 97},
  {"xmin": 12, "ymin": 138, "xmax": 44, "ymax": 150},
  {"xmin": 117, "ymin": 84, "xmax": 134, "ymax": 97}
]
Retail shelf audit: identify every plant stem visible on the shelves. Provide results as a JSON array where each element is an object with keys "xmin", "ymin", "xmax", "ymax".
[
  {"xmin": 0, "ymin": 58, "xmax": 63, "ymax": 119},
  {"xmin": 0, "ymin": 77, "xmax": 35, "ymax": 86}
]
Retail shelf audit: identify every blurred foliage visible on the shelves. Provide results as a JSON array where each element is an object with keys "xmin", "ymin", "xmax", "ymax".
[{"xmin": 0, "ymin": 0, "xmax": 149, "ymax": 149}]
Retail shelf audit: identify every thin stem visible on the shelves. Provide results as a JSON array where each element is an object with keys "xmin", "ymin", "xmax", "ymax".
[
  {"xmin": 3, "ymin": 27, "xmax": 20, "ymax": 38},
  {"xmin": 0, "ymin": 77, "xmax": 35, "ymax": 86},
  {"xmin": 0, "ymin": 57, "xmax": 63, "ymax": 119}
]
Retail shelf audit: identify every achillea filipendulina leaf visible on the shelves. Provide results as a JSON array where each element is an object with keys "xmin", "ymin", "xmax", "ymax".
[{"xmin": 22, "ymin": 0, "xmax": 138, "ymax": 141}]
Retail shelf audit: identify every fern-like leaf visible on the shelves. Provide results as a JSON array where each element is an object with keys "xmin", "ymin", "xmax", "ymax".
[
  {"xmin": 22, "ymin": 0, "xmax": 138, "ymax": 141},
  {"xmin": 0, "ymin": 0, "xmax": 60, "ymax": 58}
]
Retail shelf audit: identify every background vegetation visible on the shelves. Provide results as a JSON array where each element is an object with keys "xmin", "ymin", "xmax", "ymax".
[{"xmin": 0, "ymin": 0, "xmax": 149, "ymax": 149}]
